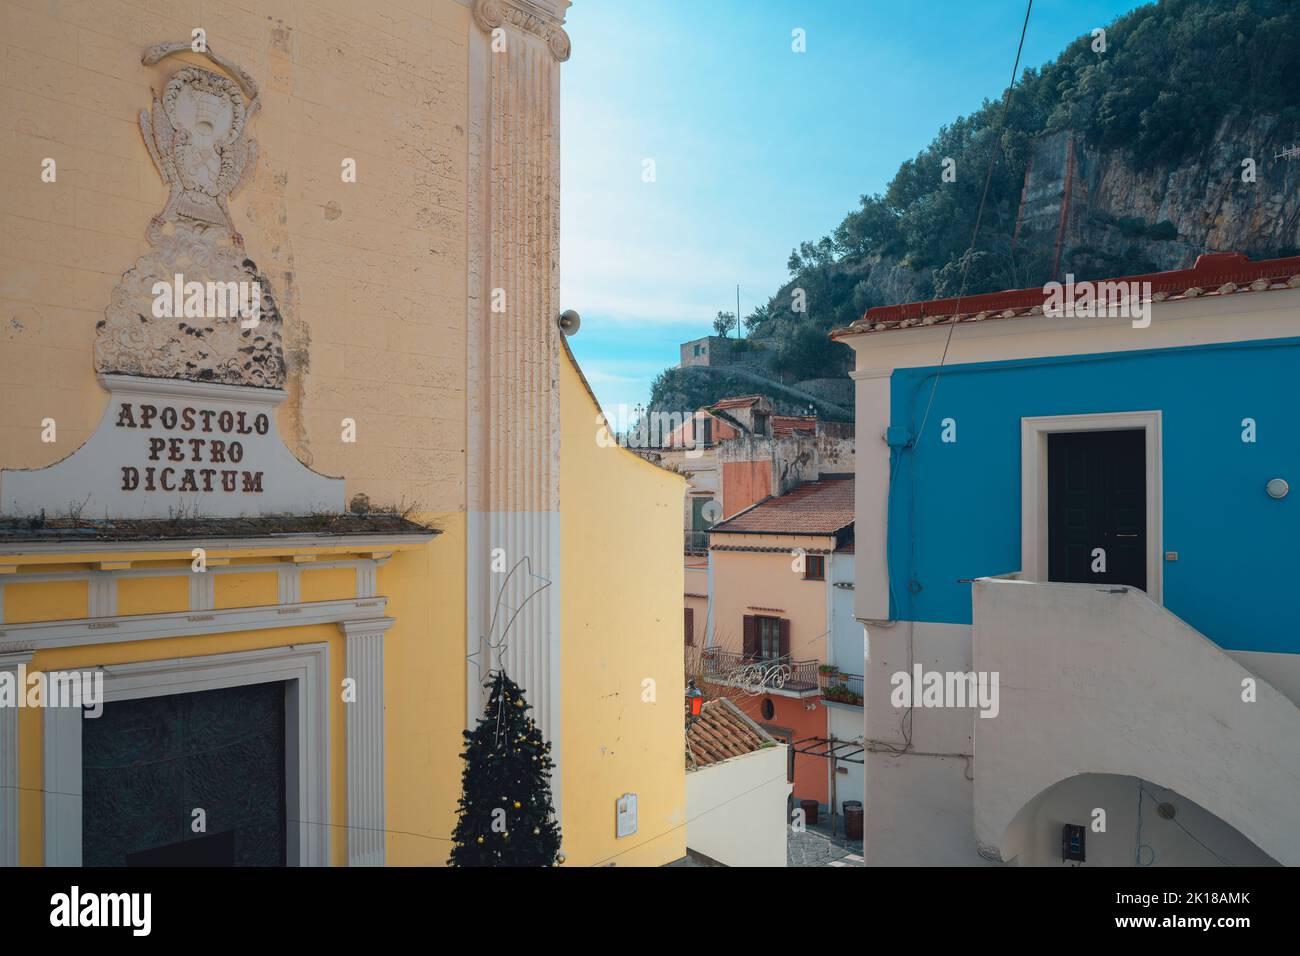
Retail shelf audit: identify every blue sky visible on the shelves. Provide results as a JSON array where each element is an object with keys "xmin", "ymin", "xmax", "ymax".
[{"xmin": 560, "ymin": 0, "xmax": 1146, "ymax": 416}]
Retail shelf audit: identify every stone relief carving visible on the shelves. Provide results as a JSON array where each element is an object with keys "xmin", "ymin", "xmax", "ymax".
[
  {"xmin": 473, "ymin": 0, "xmax": 571, "ymax": 62},
  {"xmin": 140, "ymin": 41, "xmax": 261, "ymax": 245},
  {"xmin": 94, "ymin": 43, "xmax": 285, "ymax": 389}
]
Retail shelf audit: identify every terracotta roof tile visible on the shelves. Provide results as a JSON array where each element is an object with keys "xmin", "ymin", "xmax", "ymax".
[
  {"xmin": 830, "ymin": 252, "xmax": 1300, "ymax": 340},
  {"xmin": 709, "ymin": 478, "xmax": 854, "ymax": 536},
  {"xmin": 710, "ymin": 394, "xmax": 765, "ymax": 410},
  {"xmin": 687, "ymin": 697, "xmax": 776, "ymax": 769},
  {"xmin": 771, "ymin": 415, "xmax": 817, "ymax": 437}
]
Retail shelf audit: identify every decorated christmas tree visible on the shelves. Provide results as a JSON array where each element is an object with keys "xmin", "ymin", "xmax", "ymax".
[{"xmin": 448, "ymin": 670, "xmax": 563, "ymax": 866}]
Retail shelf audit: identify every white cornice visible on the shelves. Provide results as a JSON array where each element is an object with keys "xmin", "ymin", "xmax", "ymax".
[
  {"xmin": 338, "ymin": 617, "xmax": 396, "ymax": 638},
  {"xmin": 0, "ymin": 532, "xmax": 434, "ymax": 560},
  {"xmin": 97, "ymin": 373, "xmax": 288, "ymax": 405},
  {"xmin": 0, "ymin": 596, "xmax": 388, "ymax": 652},
  {"xmin": 847, "ymin": 287, "xmax": 1300, "ymax": 374}
]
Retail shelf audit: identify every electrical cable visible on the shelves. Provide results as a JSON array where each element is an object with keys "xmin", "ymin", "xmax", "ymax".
[
  {"xmin": 880, "ymin": 0, "xmax": 1035, "ymax": 758},
  {"xmin": 913, "ymin": 0, "xmax": 1035, "ymax": 446}
]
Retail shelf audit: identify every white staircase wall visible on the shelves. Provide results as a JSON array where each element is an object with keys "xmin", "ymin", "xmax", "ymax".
[{"xmin": 973, "ymin": 578, "xmax": 1300, "ymax": 865}]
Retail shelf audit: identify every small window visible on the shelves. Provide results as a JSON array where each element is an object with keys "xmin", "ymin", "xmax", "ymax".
[
  {"xmin": 804, "ymin": 555, "xmax": 825, "ymax": 580},
  {"xmin": 761, "ymin": 699, "xmax": 775, "ymax": 720},
  {"xmin": 693, "ymin": 344, "xmax": 701, "ymax": 356},
  {"xmin": 758, "ymin": 616, "xmax": 781, "ymax": 659}
]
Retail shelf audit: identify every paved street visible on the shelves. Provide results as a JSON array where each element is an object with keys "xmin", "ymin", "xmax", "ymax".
[{"xmin": 787, "ymin": 817, "xmax": 864, "ymax": 867}]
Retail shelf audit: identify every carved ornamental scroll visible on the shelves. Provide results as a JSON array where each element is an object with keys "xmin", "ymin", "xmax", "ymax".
[{"xmin": 93, "ymin": 43, "xmax": 286, "ymax": 389}]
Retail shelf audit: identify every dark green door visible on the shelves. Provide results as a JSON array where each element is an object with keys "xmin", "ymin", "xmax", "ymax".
[
  {"xmin": 1047, "ymin": 429, "xmax": 1146, "ymax": 590},
  {"xmin": 82, "ymin": 680, "xmax": 288, "ymax": 866}
]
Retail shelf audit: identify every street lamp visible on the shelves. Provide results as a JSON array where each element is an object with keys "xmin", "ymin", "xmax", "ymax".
[{"xmin": 685, "ymin": 679, "xmax": 704, "ymax": 723}]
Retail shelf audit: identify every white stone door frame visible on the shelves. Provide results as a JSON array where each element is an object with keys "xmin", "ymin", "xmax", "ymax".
[
  {"xmin": 44, "ymin": 643, "xmax": 331, "ymax": 867},
  {"xmin": 0, "ymin": 650, "xmax": 33, "ymax": 866},
  {"xmin": 1020, "ymin": 410, "xmax": 1163, "ymax": 605}
]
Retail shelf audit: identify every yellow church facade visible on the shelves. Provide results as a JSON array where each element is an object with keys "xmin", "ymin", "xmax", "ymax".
[{"xmin": 0, "ymin": 0, "xmax": 686, "ymax": 867}]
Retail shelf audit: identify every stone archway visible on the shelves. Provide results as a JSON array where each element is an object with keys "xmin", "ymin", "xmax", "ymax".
[{"xmin": 999, "ymin": 772, "xmax": 1279, "ymax": 866}]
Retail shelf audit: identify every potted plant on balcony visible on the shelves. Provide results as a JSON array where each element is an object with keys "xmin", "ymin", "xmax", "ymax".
[{"xmin": 823, "ymin": 682, "xmax": 863, "ymax": 706}]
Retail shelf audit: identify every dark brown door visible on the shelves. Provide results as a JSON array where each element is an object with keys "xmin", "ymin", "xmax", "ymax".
[{"xmin": 1048, "ymin": 429, "xmax": 1146, "ymax": 590}]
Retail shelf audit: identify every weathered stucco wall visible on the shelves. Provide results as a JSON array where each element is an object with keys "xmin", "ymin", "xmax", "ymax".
[
  {"xmin": 1, "ymin": 0, "xmax": 470, "ymax": 515},
  {"xmin": 1, "ymin": 0, "xmax": 474, "ymax": 866}
]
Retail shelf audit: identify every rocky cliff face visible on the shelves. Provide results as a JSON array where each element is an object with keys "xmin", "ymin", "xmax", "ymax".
[
  {"xmin": 768, "ymin": 112, "xmax": 1300, "ymax": 322},
  {"xmin": 1027, "ymin": 113, "xmax": 1300, "ymax": 277}
]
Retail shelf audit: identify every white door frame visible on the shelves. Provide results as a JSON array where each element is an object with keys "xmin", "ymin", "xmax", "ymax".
[
  {"xmin": 1020, "ymin": 411, "xmax": 1163, "ymax": 605},
  {"xmin": 44, "ymin": 643, "xmax": 330, "ymax": 867}
]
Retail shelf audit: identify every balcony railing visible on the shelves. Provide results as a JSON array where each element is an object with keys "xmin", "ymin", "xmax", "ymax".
[
  {"xmin": 699, "ymin": 647, "xmax": 820, "ymax": 697},
  {"xmin": 684, "ymin": 529, "xmax": 709, "ymax": 554},
  {"xmin": 819, "ymin": 669, "xmax": 864, "ymax": 706}
]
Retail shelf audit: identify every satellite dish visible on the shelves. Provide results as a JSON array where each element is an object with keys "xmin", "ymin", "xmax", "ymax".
[{"xmin": 701, "ymin": 500, "xmax": 723, "ymax": 523}]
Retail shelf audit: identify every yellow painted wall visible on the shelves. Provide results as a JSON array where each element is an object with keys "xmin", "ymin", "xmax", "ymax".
[
  {"xmin": 17, "ymin": 616, "xmax": 348, "ymax": 867},
  {"xmin": 380, "ymin": 511, "xmax": 465, "ymax": 865},
  {"xmin": 3, "ymin": 579, "xmax": 88, "ymax": 623},
  {"xmin": 299, "ymin": 566, "xmax": 355, "ymax": 604},
  {"xmin": 214, "ymin": 571, "xmax": 280, "ymax": 609},
  {"xmin": 559, "ymin": 350, "xmax": 688, "ymax": 867},
  {"xmin": 117, "ymin": 575, "xmax": 188, "ymax": 616},
  {"xmin": 8, "ymin": 528, "xmax": 464, "ymax": 867},
  {"xmin": 0, "ymin": 0, "xmax": 471, "ymax": 518},
  {"xmin": 1, "ymin": 0, "xmax": 472, "ymax": 867},
  {"xmin": 0, "ymin": 0, "xmax": 679, "ymax": 872}
]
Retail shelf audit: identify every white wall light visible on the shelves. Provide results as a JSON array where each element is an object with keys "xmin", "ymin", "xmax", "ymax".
[{"xmin": 1265, "ymin": 478, "xmax": 1289, "ymax": 499}]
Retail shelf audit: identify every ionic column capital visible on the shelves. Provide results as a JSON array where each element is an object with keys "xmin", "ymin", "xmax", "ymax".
[{"xmin": 472, "ymin": 0, "xmax": 572, "ymax": 61}]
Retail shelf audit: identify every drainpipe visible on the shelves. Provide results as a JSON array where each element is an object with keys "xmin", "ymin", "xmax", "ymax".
[
  {"xmin": 826, "ymin": 552, "xmax": 836, "ymax": 670},
  {"xmin": 705, "ymin": 547, "xmax": 715, "ymax": 647}
]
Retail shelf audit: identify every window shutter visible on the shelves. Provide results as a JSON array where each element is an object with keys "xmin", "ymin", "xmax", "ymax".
[
  {"xmin": 684, "ymin": 607, "xmax": 694, "ymax": 646},
  {"xmin": 778, "ymin": 618, "xmax": 791, "ymax": 659},
  {"xmin": 742, "ymin": 615, "xmax": 757, "ymax": 659}
]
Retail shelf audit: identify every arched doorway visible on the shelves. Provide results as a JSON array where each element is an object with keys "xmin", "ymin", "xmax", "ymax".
[{"xmin": 1000, "ymin": 773, "xmax": 1279, "ymax": 866}]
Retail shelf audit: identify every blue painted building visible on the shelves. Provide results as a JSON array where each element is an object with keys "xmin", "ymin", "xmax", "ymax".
[
  {"xmin": 887, "ymin": 336, "xmax": 1298, "ymax": 653},
  {"xmin": 834, "ymin": 253, "xmax": 1300, "ymax": 867}
]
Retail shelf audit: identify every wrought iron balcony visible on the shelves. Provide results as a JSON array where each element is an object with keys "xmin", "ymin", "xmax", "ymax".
[
  {"xmin": 684, "ymin": 529, "xmax": 710, "ymax": 554},
  {"xmin": 699, "ymin": 647, "xmax": 820, "ymax": 697},
  {"xmin": 818, "ymin": 669, "xmax": 864, "ymax": 706}
]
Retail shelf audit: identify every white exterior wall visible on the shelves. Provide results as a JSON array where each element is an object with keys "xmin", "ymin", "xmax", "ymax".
[
  {"xmin": 825, "ymin": 704, "xmax": 864, "ymax": 811},
  {"xmin": 846, "ymin": 290, "xmax": 1300, "ymax": 868},
  {"xmin": 973, "ymin": 579, "xmax": 1300, "ymax": 866},
  {"xmin": 686, "ymin": 745, "xmax": 790, "ymax": 867},
  {"xmin": 850, "ymin": 370, "xmax": 891, "ymax": 621},
  {"xmin": 863, "ymin": 619, "xmax": 991, "ymax": 865},
  {"xmin": 828, "ymin": 554, "xmax": 858, "ymax": 671},
  {"xmin": 1012, "ymin": 774, "xmax": 1276, "ymax": 866}
]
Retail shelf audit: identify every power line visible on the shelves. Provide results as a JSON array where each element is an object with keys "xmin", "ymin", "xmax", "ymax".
[{"xmin": 914, "ymin": 0, "xmax": 1035, "ymax": 446}]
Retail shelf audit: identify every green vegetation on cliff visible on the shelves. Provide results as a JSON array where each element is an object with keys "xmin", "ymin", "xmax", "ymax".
[{"xmin": 650, "ymin": 0, "xmax": 1300, "ymax": 418}]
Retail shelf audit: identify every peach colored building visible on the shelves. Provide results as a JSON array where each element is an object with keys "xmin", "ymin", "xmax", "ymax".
[{"xmin": 699, "ymin": 478, "xmax": 860, "ymax": 813}]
